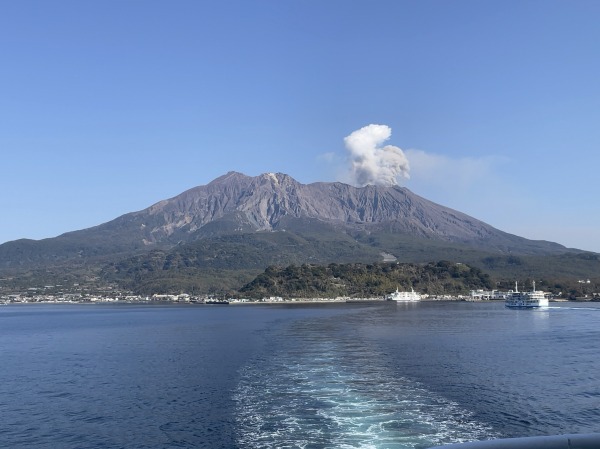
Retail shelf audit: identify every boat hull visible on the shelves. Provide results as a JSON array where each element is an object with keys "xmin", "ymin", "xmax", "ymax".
[
  {"xmin": 505, "ymin": 304, "xmax": 547, "ymax": 309},
  {"xmin": 505, "ymin": 299, "xmax": 549, "ymax": 309}
]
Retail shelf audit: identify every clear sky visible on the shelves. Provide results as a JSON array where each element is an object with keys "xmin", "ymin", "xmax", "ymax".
[{"xmin": 1, "ymin": 0, "xmax": 599, "ymax": 252}]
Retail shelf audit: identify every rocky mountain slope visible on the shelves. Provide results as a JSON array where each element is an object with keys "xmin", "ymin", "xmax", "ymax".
[
  {"xmin": 1, "ymin": 171, "xmax": 592, "ymax": 293},
  {"xmin": 108, "ymin": 170, "xmax": 569, "ymax": 252},
  {"xmin": 0, "ymin": 171, "xmax": 573, "ymax": 267}
]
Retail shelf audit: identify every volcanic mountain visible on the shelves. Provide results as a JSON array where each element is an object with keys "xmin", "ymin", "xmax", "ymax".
[{"xmin": 0, "ymin": 171, "xmax": 593, "ymax": 292}]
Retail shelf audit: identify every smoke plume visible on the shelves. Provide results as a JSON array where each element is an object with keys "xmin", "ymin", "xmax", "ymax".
[{"xmin": 344, "ymin": 124, "xmax": 410, "ymax": 187}]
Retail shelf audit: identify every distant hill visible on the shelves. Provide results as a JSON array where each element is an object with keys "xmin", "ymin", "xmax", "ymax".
[
  {"xmin": 238, "ymin": 261, "xmax": 494, "ymax": 299},
  {"xmin": 0, "ymin": 172, "xmax": 596, "ymax": 294}
]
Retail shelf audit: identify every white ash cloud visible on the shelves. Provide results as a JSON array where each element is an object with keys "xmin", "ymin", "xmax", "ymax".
[{"xmin": 344, "ymin": 124, "xmax": 409, "ymax": 187}]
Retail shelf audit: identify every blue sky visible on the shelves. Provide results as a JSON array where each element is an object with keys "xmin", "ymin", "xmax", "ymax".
[{"xmin": 1, "ymin": 0, "xmax": 599, "ymax": 252}]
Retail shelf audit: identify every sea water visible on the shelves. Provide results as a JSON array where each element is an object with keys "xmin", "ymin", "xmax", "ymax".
[{"xmin": 0, "ymin": 301, "xmax": 599, "ymax": 448}]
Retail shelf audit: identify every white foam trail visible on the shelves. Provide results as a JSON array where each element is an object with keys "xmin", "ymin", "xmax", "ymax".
[
  {"xmin": 234, "ymin": 324, "xmax": 496, "ymax": 448},
  {"xmin": 546, "ymin": 306, "xmax": 600, "ymax": 311}
]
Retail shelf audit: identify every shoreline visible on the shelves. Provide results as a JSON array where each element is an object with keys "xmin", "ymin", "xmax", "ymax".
[{"xmin": 0, "ymin": 297, "xmax": 582, "ymax": 306}]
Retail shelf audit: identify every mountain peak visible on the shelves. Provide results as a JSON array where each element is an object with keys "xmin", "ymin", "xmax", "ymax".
[
  {"xmin": 259, "ymin": 172, "xmax": 290, "ymax": 184},
  {"xmin": 207, "ymin": 171, "xmax": 250, "ymax": 185}
]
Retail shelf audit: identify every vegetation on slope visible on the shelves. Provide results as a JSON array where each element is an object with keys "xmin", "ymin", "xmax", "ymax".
[
  {"xmin": 238, "ymin": 261, "xmax": 494, "ymax": 299},
  {"xmin": 2, "ymin": 230, "xmax": 599, "ymax": 298}
]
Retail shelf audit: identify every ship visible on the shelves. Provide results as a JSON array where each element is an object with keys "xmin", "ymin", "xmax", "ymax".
[
  {"xmin": 505, "ymin": 281, "xmax": 549, "ymax": 309},
  {"xmin": 387, "ymin": 287, "xmax": 421, "ymax": 302}
]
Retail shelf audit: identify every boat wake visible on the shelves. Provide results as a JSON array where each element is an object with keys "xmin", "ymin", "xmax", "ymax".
[
  {"xmin": 234, "ymin": 318, "xmax": 497, "ymax": 448},
  {"xmin": 545, "ymin": 306, "xmax": 600, "ymax": 311}
]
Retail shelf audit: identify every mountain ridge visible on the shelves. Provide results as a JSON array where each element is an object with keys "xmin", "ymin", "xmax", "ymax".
[
  {"xmin": 0, "ymin": 171, "xmax": 593, "ymax": 294},
  {"xmin": 0, "ymin": 171, "xmax": 575, "ymax": 261},
  {"xmin": 134, "ymin": 171, "xmax": 569, "ymax": 254}
]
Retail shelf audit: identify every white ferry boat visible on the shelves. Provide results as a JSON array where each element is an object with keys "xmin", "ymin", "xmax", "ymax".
[
  {"xmin": 505, "ymin": 281, "xmax": 549, "ymax": 309},
  {"xmin": 387, "ymin": 287, "xmax": 421, "ymax": 302}
]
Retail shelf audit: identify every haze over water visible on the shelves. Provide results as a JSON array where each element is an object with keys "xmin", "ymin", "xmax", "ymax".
[{"xmin": 1, "ymin": 301, "xmax": 598, "ymax": 448}]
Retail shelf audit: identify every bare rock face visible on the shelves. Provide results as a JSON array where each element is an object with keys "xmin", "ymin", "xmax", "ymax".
[{"xmin": 129, "ymin": 171, "xmax": 498, "ymax": 245}]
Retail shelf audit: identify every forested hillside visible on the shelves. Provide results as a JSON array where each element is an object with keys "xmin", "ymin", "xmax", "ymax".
[{"xmin": 238, "ymin": 261, "xmax": 494, "ymax": 299}]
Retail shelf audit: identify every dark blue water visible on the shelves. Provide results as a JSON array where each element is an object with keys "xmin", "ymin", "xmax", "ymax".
[{"xmin": 0, "ymin": 302, "xmax": 599, "ymax": 448}]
